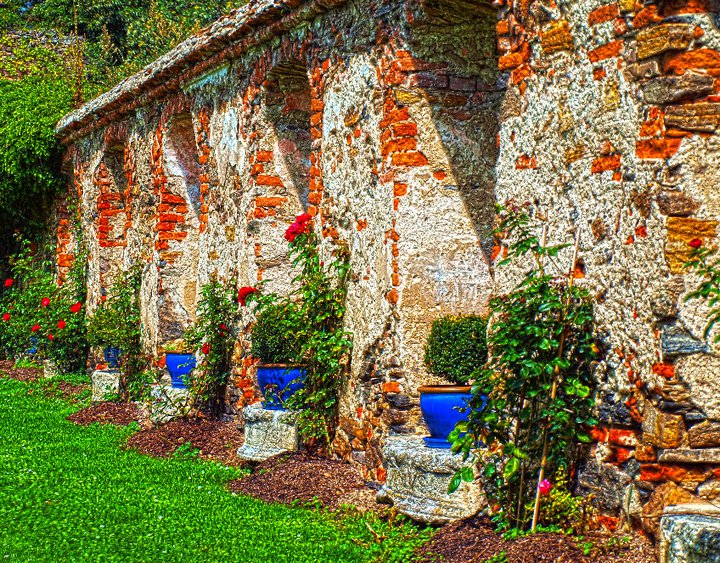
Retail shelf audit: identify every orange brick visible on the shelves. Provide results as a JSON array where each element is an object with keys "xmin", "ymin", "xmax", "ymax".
[
  {"xmin": 392, "ymin": 151, "xmax": 428, "ymax": 167},
  {"xmin": 393, "ymin": 183, "xmax": 408, "ymax": 197},
  {"xmin": 499, "ymin": 42, "xmax": 531, "ymax": 71},
  {"xmin": 589, "ymin": 3, "xmax": 619, "ymax": 26},
  {"xmin": 255, "ymin": 196, "xmax": 286, "ymax": 207},
  {"xmin": 255, "ymin": 175, "xmax": 284, "ymax": 187},
  {"xmin": 652, "ymin": 362, "xmax": 676, "ymax": 379},
  {"xmin": 636, "ymin": 138, "xmax": 682, "ymax": 159},
  {"xmin": 256, "ymin": 150, "xmax": 274, "ymax": 163},
  {"xmin": 664, "ymin": 48, "xmax": 720, "ymax": 75},
  {"xmin": 634, "ymin": 6, "xmax": 662, "ymax": 29},
  {"xmin": 591, "ymin": 154, "xmax": 622, "ymax": 173},
  {"xmin": 516, "ymin": 154, "xmax": 538, "ymax": 169},
  {"xmin": 382, "ymin": 382, "xmax": 400, "ymax": 393},
  {"xmin": 588, "ymin": 40, "xmax": 624, "ymax": 63}
]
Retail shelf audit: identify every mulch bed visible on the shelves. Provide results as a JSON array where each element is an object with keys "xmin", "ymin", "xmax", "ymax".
[
  {"xmin": 49, "ymin": 381, "xmax": 89, "ymax": 401},
  {"xmin": 126, "ymin": 418, "xmax": 245, "ymax": 467},
  {"xmin": 0, "ymin": 360, "xmax": 43, "ymax": 382},
  {"xmin": 416, "ymin": 517, "xmax": 657, "ymax": 563},
  {"xmin": 228, "ymin": 452, "xmax": 383, "ymax": 511},
  {"xmin": 68, "ymin": 402, "xmax": 144, "ymax": 426}
]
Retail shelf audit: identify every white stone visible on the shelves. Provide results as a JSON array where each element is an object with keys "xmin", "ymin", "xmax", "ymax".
[
  {"xmin": 148, "ymin": 385, "xmax": 191, "ymax": 424},
  {"xmin": 377, "ymin": 435, "xmax": 485, "ymax": 524},
  {"xmin": 660, "ymin": 511, "xmax": 720, "ymax": 563},
  {"xmin": 236, "ymin": 403, "xmax": 300, "ymax": 462},
  {"xmin": 91, "ymin": 369, "xmax": 121, "ymax": 403}
]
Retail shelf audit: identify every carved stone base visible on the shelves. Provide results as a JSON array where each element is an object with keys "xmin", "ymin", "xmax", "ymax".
[
  {"xmin": 660, "ymin": 504, "xmax": 720, "ymax": 563},
  {"xmin": 148, "ymin": 385, "xmax": 191, "ymax": 424},
  {"xmin": 91, "ymin": 369, "xmax": 121, "ymax": 403},
  {"xmin": 377, "ymin": 435, "xmax": 485, "ymax": 524},
  {"xmin": 237, "ymin": 403, "xmax": 300, "ymax": 462}
]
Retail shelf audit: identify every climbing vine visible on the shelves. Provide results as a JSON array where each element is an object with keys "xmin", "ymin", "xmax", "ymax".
[
  {"xmin": 450, "ymin": 205, "xmax": 597, "ymax": 531},
  {"xmin": 244, "ymin": 212, "xmax": 352, "ymax": 447}
]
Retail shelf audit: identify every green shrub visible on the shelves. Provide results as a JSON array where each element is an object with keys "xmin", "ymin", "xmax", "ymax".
[
  {"xmin": 86, "ymin": 266, "xmax": 148, "ymax": 400},
  {"xmin": 424, "ymin": 315, "xmax": 488, "ymax": 384},
  {"xmin": 250, "ymin": 301, "xmax": 303, "ymax": 365}
]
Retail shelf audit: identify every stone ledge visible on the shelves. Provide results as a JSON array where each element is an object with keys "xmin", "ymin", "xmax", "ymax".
[
  {"xmin": 660, "ymin": 511, "xmax": 720, "ymax": 563},
  {"xmin": 237, "ymin": 403, "xmax": 300, "ymax": 462},
  {"xmin": 377, "ymin": 435, "xmax": 485, "ymax": 524},
  {"xmin": 658, "ymin": 448, "xmax": 720, "ymax": 464},
  {"xmin": 148, "ymin": 385, "xmax": 191, "ymax": 424}
]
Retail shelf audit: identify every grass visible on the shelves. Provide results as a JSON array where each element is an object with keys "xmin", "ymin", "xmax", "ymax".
[{"xmin": 0, "ymin": 376, "xmax": 430, "ymax": 562}]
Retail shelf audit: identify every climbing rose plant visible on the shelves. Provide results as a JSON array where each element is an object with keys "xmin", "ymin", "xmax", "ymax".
[
  {"xmin": 450, "ymin": 204, "xmax": 597, "ymax": 531},
  {"xmin": 244, "ymin": 212, "xmax": 352, "ymax": 447},
  {"xmin": 684, "ymin": 237, "xmax": 720, "ymax": 342},
  {"xmin": 185, "ymin": 276, "xmax": 241, "ymax": 417}
]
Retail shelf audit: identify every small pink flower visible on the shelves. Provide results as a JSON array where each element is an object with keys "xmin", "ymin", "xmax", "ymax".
[
  {"xmin": 539, "ymin": 479, "xmax": 552, "ymax": 496},
  {"xmin": 689, "ymin": 238, "xmax": 703, "ymax": 249},
  {"xmin": 41, "ymin": 298, "xmax": 50, "ymax": 307}
]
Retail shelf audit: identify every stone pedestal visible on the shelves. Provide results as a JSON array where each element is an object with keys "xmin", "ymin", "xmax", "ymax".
[
  {"xmin": 660, "ymin": 503, "xmax": 720, "ymax": 562},
  {"xmin": 377, "ymin": 435, "xmax": 485, "ymax": 524},
  {"xmin": 237, "ymin": 403, "xmax": 300, "ymax": 462},
  {"xmin": 91, "ymin": 369, "xmax": 121, "ymax": 402},
  {"xmin": 148, "ymin": 385, "xmax": 191, "ymax": 424}
]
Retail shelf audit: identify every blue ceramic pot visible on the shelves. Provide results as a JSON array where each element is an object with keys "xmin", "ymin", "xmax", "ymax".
[
  {"xmin": 165, "ymin": 352, "xmax": 196, "ymax": 389},
  {"xmin": 103, "ymin": 346, "xmax": 121, "ymax": 369},
  {"xmin": 256, "ymin": 364, "xmax": 305, "ymax": 410},
  {"xmin": 27, "ymin": 336, "xmax": 39, "ymax": 356},
  {"xmin": 419, "ymin": 385, "xmax": 482, "ymax": 449}
]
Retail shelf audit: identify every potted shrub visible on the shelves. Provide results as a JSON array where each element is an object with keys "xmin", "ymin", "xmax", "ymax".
[
  {"xmin": 419, "ymin": 315, "xmax": 488, "ymax": 448},
  {"xmin": 250, "ymin": 301, "xmax": 305, "ymax": 410},
  {"xmin": 163, "ymin": 339, "xmax": 196, "ymax": 389}
]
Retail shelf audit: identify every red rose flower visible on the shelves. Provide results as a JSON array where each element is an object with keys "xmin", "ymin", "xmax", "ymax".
[
  {"xmin": 238, "ymin": 286, "xmax": 258, "ymax": 306},
  {"xmin": 4, "ymin": 278, "xmax": 12, "ymax": 288},
  {"xmin": 57, "ymin": 320, "xmax": 66, "ymax": 329},
  {"xmin": 48, "ymin": 334, "xmax": 54, "ymax": 341},
  {"xmin": 202, "ymin": 342, "xmax": 210, "ymax": 355},
  {"xmin": 41, "ymin": 297, "xmax": 50, "ymax": 307},
  {"xmin": 296, "ymin": 212, "xmax": 312, "ymax": 225},
  {"xmin": 689, "ymin": 238, "xmax": 703, "ymax": 249},
  {"xmin": 219, "ymin": 323, "xmax": 227, "ymax": 331},
  {"xmin": 2, "ymin": 313, "xmax": 9, "ymax": 322},
  {"xmin": 31, "ymin": 324, "xmax": 40, "ymax": 332},
  {"xmin": 70, "ymin": 302, "xmax": 82, "ymax": 313},
  {"xmin": 284, "ymin": 213, "xmax": 312, "ymax": 243}
]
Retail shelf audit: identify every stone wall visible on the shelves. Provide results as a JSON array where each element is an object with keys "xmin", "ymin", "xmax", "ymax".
[
  {"xmin": 55, "ymin": 0, "xmax": 720, "ymax": 516},
  {"xmin": 494, "ymin": 0, "xmax": 720, "ymax": 525},
  {"xmin": 55, "ymin": 0, "xmax": 500, "ymax": 481}
]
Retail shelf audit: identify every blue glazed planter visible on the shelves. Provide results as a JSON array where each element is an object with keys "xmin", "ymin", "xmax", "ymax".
[
  {"xmin": 103, "ymin": 347, "xmax": 121, "ymax": 369},
  {"xmin": 256, "ymin": 364, "xmax": 305, "ymax": 410},
  {"xmin": 165, "ymin": 352, "xmax": 196, "ymax": 389},
  {"xmin": 27, "ymin": 336, "xmax": 39, "ymax": 356},
  {"xmin": 419, "ymin": 385, "xmax": 483, "ymax": 449}
]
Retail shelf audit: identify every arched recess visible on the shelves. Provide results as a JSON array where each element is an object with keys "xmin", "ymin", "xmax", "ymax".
[
  {"xmin": 248, "ymin": 59, "xmax": 313, "ymax": 294},
  {"xmin": 155, "ymin": 112, "xmax": 202, "ymax": 342},
  {"xmin": 94, "ymin": 140, "xmax": 128, "ymax": 298}
]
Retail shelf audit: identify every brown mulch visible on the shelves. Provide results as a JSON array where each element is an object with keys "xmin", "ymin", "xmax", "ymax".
[
  {"xmin": 68, "ymin": 402, "xmax": 144, "ymax": 426},
  {"xmin": 126, "ymin": 417, "xmax": 245, "ymax": 467},
  {"xmin": 49, "ymin": 380, "xmax": 89, "ymax": 401},
  {"xmin": 0, "ymin": 360, "xmax": 43, "ymax": 382},
  {"xmin": 416, "ymin": 517, "xmax": 657, "ymax": 563},
  {"xmin": 229, "ymin": 452, "xmax": 384, "ymax": 511}
]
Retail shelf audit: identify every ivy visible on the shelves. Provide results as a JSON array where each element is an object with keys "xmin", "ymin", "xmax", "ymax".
[{"xmin": 450, "ymin": 204, "xmax": 597, "ymax": 531}]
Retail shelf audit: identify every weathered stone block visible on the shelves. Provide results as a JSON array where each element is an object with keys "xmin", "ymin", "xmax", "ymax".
[
  {"xmin": 637, "ymin": 24, "xmax": 694, "ymax": 60},
  {"xmin": 662, "ymin": 325, "xmax": 707, "ymax": 357},
  {"xmin": 659, "ymin": 448, "xmax": 720, "ymax": 464},
  {"xmin": 149, "ymin": 385, "xmax": 191, "ymax": 424},
  {"xmin": 642, "ymin": 74, "xmax": 714, "ymax": 105},
  {"xmin": 642, "ymin": 482, "xmax": 698, "ymax": 537},
  {"xmin": 660, "ymin": 512, "xmax": 720, "ymax": 562},
  {"xmin": 643, "ymin": 403, "xmax": 686, "ymax": 448},
  {"xmin": 236, "ymin": 403, "xmax": 300, "ymax": 462},
  {"xmin": 92, "ymin": 369, "xmax": 121, "ymax": 403},
  {"xmin": 698, "ymin": 480, "xmax": 720, "ymax": 501},
  {"xmin": 377, "ymin": 435, "xmax": 485, "ymax": 524},
  {"xmin": 540, "ymin": 20, "xmax": 574, "ymax": 54},
  {"xmin": 657, "ymin": 191, "xmax": 700, "ymax": 217},
  {"xmin": 665, "ymin": 103, "xmax": 720, "ymax": 133},
  {"xmin": 577, "ymin": 458, "xmax": 632, "ymax": 513},
  {"xmin": 689, "ymin": 421, "xmax": 720, "ymax": 449}
]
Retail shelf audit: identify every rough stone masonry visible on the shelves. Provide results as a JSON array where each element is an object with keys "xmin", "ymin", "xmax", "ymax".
[{"xmin": 54, "ymin": 0, "xmax": 720, "ymax": 523}]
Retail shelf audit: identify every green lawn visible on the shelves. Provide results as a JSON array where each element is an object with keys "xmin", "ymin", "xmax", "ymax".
[{"xmin": 0, "ymin": 378, "xmax": 428, "ymax": 562}]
